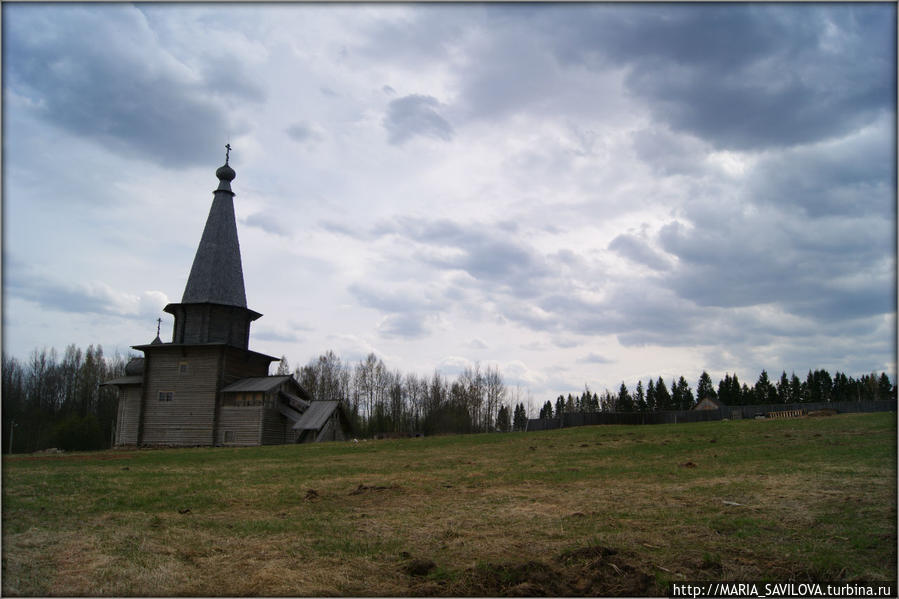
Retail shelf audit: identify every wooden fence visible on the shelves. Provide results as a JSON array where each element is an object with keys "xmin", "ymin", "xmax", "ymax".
[{"xmin": 525, "ymin": 399, "xmax": 896, "ymax": 432}]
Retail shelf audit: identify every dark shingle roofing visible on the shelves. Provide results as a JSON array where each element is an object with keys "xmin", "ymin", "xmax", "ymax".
[
  {"xmin": 292, "ymin": 401, "xmax": 340, "ymax": 431},
  {"xmin": 181, "ymin": 165, "xmax": 247, "ymax": 307},
  {"xmin": 280, "ymin": 390, "xmax": 310, "ymax": 410},
  {"xmin": 124, "ymin": 358, "xmax": 145, "ymax": 376},
  {"xmin": 221, "ymin": 375, "xmax": 293, "ymax": 393},
  {"xmin": 101, "ymin": 375, "xmax": 143, "ymax": 387},
  {"xmin": 278, "ymin": 402, "xmax": 303, "ymax": 423}
]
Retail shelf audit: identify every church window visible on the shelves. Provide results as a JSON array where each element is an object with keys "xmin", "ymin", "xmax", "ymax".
[
  {"xmin": 179, "ymin": 362, "xmax": 189, "ymax": 374},
  {"xmin": 158, "ymin": 391, "xmax": 174, "ymax": 402}
]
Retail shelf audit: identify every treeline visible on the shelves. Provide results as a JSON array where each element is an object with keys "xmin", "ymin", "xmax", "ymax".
[
  {"xmin": 539, "ymin": 369, "xmax": 897, "ymax": 418},
  {"xmin": 2, "ymin": 345, "xmax": 129, "ymax": 453},
  {"xmin": 4, "ymin": 342, "xmax": 895, "ymax": 454},
  {"xmin": 282, "ymin": 351, "xmax": 527, "ymax": 437}
]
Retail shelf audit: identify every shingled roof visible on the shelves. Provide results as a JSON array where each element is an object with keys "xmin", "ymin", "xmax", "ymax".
[
  {"xmin": 221, "ymin": 375, "xmax": 293, "ymax": 393},
  {"xmin": 181, "ymin": 161, "xmax": 247, "ymax": 307},
  {"xmin": 292, "ymin": 401, "xmax": 341, "ymax": 431}
]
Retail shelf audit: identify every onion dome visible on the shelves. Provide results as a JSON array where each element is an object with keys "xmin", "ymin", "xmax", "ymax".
[
  {"xmin": 124, "ymin": 357, "xmax": 146, "ymax": 375},
  {"xmin": 215, "ymin": 143, "xmax": 236, "ymax": 194},
  {"xmin": 216, "ymin": 162, "xmax": 236, "ymax": 182}
]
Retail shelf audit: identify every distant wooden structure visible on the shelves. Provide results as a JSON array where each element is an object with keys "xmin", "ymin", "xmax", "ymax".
[
  {"xmin": 693, "ymin": 397, "xmax": 723, "ymax": 411},
  {"xmin": 103, "ymin": 154, "xmax": 350, "ymax": 447}
]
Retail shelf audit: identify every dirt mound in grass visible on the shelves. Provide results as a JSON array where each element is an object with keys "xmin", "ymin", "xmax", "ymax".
[
  {"xmin": 349, "ymin": 483, "xmax": 399, "ymax": 495},
  {"xmin": 444, "ymin": 545, "xmax": 655, "ymax": 596}
]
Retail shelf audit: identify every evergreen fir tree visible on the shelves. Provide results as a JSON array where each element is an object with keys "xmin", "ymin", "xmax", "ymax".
[
  {"xmin": 616, "ymin": 382, "xmax": 634, "ymax": 412},
  {"xmin": 656, "ymin": 377, "xmax": 671, "ymax": 410},
  {"xmin": 496, "ymin": 405, "xmax": 511, "ymax": 432},
  {"xmin": 670, "ymin": 378, "xmax": 682, "ymax": 410},
  {"xmin": 733, "ymin": 374, "xmax": 745, "ymax": 405},
  {"xmin": 539, "ymin": 400, "xmax": 553, "ymax": 419},
  {"xmin": 717, "ymin": 374, "xmax": 731, "ymax": 405},
  {"xmin": 878, "ymin": 373, "xmax": 894, "ymax": 400},
  {"xmin": 790, "ymin": 373, "xmax": 804, "ymax": 403},
  {"xmin": 741, "ymin": 383, "xmax": 753, "ymax": 405},
  {"xmin": 512, "ymin": 403, "xmax": 527, "ymax": 431},
  {"xmin": 696, "ymin": 371, "xmax": 716, "ymax": 403},
  {"xmin": 634, "ymin": 380, "xmax": 647, "ymax": 412},
  {"xmin": 646, "ymin": 379, "xmax": 657, "ymax": 411},
  {"xmin": 676, "ymin": 376, "xmax": 694, "ymax": 410},
  {"xmin": 754, "ymin": 370, "xmax": 776, "ymax": 404},
  {"xmin": 777, "ymin": 371, "xmax": 790, "ymax": 403}
]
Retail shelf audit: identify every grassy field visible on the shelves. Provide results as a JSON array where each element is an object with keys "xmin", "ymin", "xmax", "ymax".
[{"xmin": 2, "ymin": 412, "xmax": 896, "ymax": 596}]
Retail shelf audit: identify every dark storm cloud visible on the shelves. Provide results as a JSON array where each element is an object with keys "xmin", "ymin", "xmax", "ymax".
[
  {"xmin": 608, "ymin": 234, "xmax": 671, "ymax": 271},
  {"xmin": 319, "ymin": 220, "xmax": 370, "ymax": 239},
  {"xmin": 359, "ymin": 5, "xmax": 475, "ymax": 66},
  {"xmin": 349, "ymin": 282, "xmax": 445, "ymax": 339},
  {"xmin": 4, "ymin": 5, "xmax": 264, "ymax": 168},
  {"xmin": 656, "ymin": 215, "xmax": 894, "ymax": 323},
  {"xmin": 372, "ymin": 4, "xmax": 894, "ymax": 151},
  {"xmin": 383, "ymin": 95, "xmax": 454, "ymax": 145},
  {"xmin": 748, "ymin": 123, "xmax": 895, "ymax": 217},
  {"xmin": 542, "ymin": 3, "xmax": 895, "ymax": 150},
  {"xmin": 631, "ymin": 127, "xmax": 707, "ymax": 176},
  {"xmin": 535, "ymin": 286, "xmax": 703, "ymax": 345},
  {"xmin": 285, "ymin": 122, "xmax": 321, "ymax": 144},
  {"xmin": 375, "ymin": 217, "xmax": 551, "ymax": 297},
  {"xmin": 348, "ymin": 282, "xmax": 445, "ymax": 314},
  {"xmin": 579, "ymin": 353, "xmax": 614, "ymax": 365},
  {"xmin": 377, "ymin": 313, "xmax": 430, "ymax": 339}
]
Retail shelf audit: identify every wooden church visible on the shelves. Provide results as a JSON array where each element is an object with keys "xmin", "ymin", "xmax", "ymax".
[{"xmin": 104, "ymin": 151, "xmax": 352, "ymax": 447}]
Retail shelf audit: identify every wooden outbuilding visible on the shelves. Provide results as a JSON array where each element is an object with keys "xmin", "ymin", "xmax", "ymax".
[
  {"xmin": 103, "ymin": 154, "xmax": 351, "ymax": 447},
  {"xmin": 693, "ymin": 397, "xmax": 724, "ymax": 411}
]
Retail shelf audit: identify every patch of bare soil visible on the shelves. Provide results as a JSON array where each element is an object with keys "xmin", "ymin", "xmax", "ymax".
[
  {"xmin": 808, "ymin": 409, "xmax": 838, "ymax": 417},
  {"xmin": 413, "ymin": 545, "xmax": 655, "ymax": 596},
  {"xmin": 349, "ymin": 484, "xmax": 400, "ymax": 495},
  {"xmin": 403, "ymin": 558, "xmax": 437, "ymax": 577}
]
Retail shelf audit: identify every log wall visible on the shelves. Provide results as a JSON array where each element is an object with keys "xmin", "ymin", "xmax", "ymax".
[
  {"xmin": 261, "ymin": 406, "xmax": 288, "ymax": 445},
  {"xmin": 314, "ymin": 412, "xmax": 348, "ymax": 442},
  {"xmin": 223, "ymin": 346, "xmax": 273, "ymax": 385},
  {"xmin": 218, "ymin": 406, "xmax": 263, "ymax": 445},
  {"xmin": 115, "ymin": 386, "xmax": 142, "ymax": 445},
  {"xmin": 140, "ymin": 346, "xmax": 221, "ymax": 446}
]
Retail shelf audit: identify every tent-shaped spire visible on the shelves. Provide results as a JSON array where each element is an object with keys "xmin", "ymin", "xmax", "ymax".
[
  {"xmin": 163, "ymin": 148, "xmax": 262, "ymax": 350},
  {"xmin": 181, "ymin": 153, "xmax": 247, "ymax": 307}
]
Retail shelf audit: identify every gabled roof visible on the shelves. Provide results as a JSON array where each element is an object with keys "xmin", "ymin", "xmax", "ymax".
[
  {"xmin": 693, "ymin": 397, "xmax": 723, "ymax": 410},
  {"xmin": 292, "ymin": 401, "xmax": 341, "ymax": 431},
  {"xmin": 222, "ymin": 375, "xmax": 293, "ymax": 393}
]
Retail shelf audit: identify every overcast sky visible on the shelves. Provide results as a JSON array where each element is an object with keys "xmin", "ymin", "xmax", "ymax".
[{"xmin": 3, "ymin": 3, "xmax": 896, "ymax": 402}]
